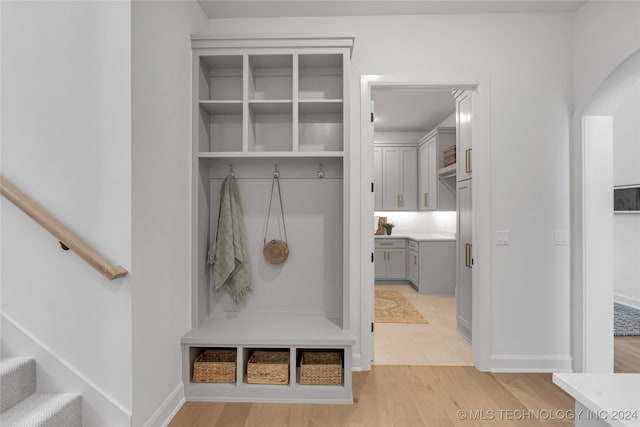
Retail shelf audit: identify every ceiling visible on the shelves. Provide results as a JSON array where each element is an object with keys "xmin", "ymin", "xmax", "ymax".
[
  {"xmin": 198, "ymin": 0, "xmax": 587, "ymax": 19},
  {"xmin": 372, "ymin": 89, "xmax": 455, "ymax": 132}
]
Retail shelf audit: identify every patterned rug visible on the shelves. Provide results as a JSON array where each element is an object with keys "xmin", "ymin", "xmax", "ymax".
[
  {"xmin": 614, "ymin": 303, "xmax": 640, "ymax": 336},
  {"xmin": 375, "ymin": 290, "xmax": 427, "ymax": 324}
]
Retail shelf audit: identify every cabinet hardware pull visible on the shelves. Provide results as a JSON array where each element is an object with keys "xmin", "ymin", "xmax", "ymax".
[
  {"xmin": 465, "ymin": 243, "xmax": 472, "ymax": 268},
  {"xmin": 379, "ymin": 242, "xmax": 393, "ymax": 246},
  {"xmin": 424, "ymin": 192, "xmax": 427, "ymax": 207},
  {"xmin": 465, "ymin": 148, "xmax": 472, "ymax": 173},
  {"xmin": 397, "ymin": 194, "xmax": 400, "ymax": 208},
  {"xmin": 414, "ymin": 255, "xmax": 417, "ymax": 265},
  {"xmin": 401, "ymin": 194, "xmax": 404, "ymax": 207}
]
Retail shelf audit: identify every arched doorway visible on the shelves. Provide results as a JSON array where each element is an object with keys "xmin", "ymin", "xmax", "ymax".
[{"xmin": 572, "ymin": 48, "xmax": 640, "ymax": 372}]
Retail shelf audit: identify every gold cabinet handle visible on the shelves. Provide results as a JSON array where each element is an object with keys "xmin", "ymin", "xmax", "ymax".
[
  {"xmin": 397, "ymin": 194, "xmax": 400, "ymax": 208},
  {"xmin": 424, "ymin": 192, "xmax": 427, "ymax": 207},
  {"xmin": 465, "ymin": 243, "xmax": 472, "ymax": 268},
  {"xmin": 465, "ymin": 148, "xmax": 472, "ymax": 174},
  {"xmin": 414, "ymin": 255, "xmax": 417, "ymax": 265},
  {"xmin": 379, "ymin": 242, "xmax": 394, "ymax": 246},
  {"xmin": 401, "ymin": 194, "xmax": 404, "ymax": 207}
]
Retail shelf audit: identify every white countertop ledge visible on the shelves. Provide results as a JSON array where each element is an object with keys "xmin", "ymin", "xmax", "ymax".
[
  {"xmin": 375, "ymin": 233, "xmax": 456, "ymax": 241},
  {"xmin": 553, "ymin": 373, "xmax": 640, "ymax": 427}
]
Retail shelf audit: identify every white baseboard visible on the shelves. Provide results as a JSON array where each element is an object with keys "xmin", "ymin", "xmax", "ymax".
[
  {"xmin": 144, "ymin": 383, "xmax": 185, "ymax": 427},
  {"xmin": 1, "ymin": 312, "xmax": 132, "ymax": 427},
  {"xmin": 614, "ymin": 293, "xmax": 640, "ymax": 310},
  {"xmin": 489, "ymin": 354, "xmax": 573, "ymax": 373}
]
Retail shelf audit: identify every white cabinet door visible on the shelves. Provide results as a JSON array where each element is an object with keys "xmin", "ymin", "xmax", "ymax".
[
  {"xmin": 426, "ymin": 137, "xmax": 438, "ymax": 210},
  {"xmin": 456, "ymin": 91, "xmax": 472, "ymax": 181},
  {"xmin": 374, "ymin": 248, "xmax": 387, "ymax": 279},
  {"xmin": 374, "ymin": 147, "xmax": 383, "ymax": 211},
  {"xmin": 456, "ymin": 179, "xmax": 472, "ymax": 342},
  {"xmin": 400, "ymin": 147, "xmax": 418, "ymax": 210},
  {"xmin": 418, "ymin": 143, "xmax": 429, "ymax": 211},
  {"xmin": 382, "ymin": 147, "xmax": 401, "ymax": 210},
  {"xmin": 386, "ymin": 249, "xmax": 407, "ymax": 279},
  {"xmin": 408, "ymin": 250, "xmax": 419, "ymax": 285}
]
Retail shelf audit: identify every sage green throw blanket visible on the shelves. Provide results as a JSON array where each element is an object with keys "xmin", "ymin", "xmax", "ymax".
[{"xmin": 208, "ymin": 176, "xmax": 251, "ymax": 304}]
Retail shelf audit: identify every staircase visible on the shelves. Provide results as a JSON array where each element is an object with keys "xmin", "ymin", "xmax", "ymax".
[{"xmin": 0, "ymin": 357, "xmax": 82, "ymax": 427}]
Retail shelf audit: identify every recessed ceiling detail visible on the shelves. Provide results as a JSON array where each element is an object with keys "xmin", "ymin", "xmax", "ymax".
[
  {"xmin": 372, "ymin": 89, "xmax": 455, "ymax": 132},
  {"xmin": 198, "ymin": 0, "xmax": 587, "ymax": 20}
]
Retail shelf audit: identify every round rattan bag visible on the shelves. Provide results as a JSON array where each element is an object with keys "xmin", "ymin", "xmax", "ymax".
[{"xmin": 263, "ymin": 239, "xmax": 289, "ymax": 264}]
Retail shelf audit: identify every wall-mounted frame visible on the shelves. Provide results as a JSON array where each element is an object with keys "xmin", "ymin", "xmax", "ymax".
[{"xmin": 614, "ymin": 184, "xmax": 640, "ymax": 213}]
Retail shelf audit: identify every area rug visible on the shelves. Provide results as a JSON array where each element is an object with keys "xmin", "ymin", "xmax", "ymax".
[
  {"xmin": 375, "ymin": 290, "xmax": 428, "ymax": 324},
  {"xmin": 614, "ymin": 303, "xmax": 640, "ymax": 336}
]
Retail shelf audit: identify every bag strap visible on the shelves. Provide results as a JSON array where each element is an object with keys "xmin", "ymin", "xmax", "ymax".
[{"xmin": 263, "ymin": 175, "xmax": 288, "ymax": 245}]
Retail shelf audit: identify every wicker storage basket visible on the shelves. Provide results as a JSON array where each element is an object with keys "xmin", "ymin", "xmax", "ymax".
[
  {"xmin": 247, "ymin": 351, "xmax": 290, "ymax": 385},
  {"xmin": 299, "ymin": 351, "xmax": 343, "ymax": 385},
  {"xmin": 443, "ymin": 145, "xmax": 457, "ymax": 167},
  {"xmin": 193, "ymin": 349, "xmax": 237, "ymax": 383}
]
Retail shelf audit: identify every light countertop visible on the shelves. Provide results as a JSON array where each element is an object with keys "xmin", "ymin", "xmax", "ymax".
[
  {"xmin": 375, "ymin": 233, "xmax": 456, "ymax": 242},
  {"xmin": 553, "ymin": 373, "xmax": 640, "ymax": 427}
]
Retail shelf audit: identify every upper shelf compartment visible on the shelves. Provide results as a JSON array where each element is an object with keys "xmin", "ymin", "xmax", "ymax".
[
  {"xmin": 299, "ymin": 54, "xmax": 343, "ymax": 101},
  {"xmin": 249, "ymin": 55, "xmax": 293, "ymax": 101},
  {"xmin": 199, "ymin": 55, "xmax": 243, "ymax": 101}
]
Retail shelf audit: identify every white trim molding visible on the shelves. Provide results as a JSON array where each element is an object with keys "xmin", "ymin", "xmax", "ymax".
[
  {"xmin": 144, "ymin": 383, "xmax": 185, "ymax": 427},
  {"xmin": 490, "ymin": 354, "xmax": 573, "ymax": 373},
  {"xmin": 614, "ymin": 293, "xmax": 640, "ymax": 310}
]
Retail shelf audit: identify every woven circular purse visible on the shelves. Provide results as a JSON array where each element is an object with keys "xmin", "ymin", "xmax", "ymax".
[{"xmin": 263, "ymin": 173, "xmax": 289, "ymax": 264}]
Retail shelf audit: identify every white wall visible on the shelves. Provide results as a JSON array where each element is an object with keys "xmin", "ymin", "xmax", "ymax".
[
  {"xmin": 613, "ymin": 88, "xmax": 640, "ymax": 309},
  {"xmin": 374, "ymin": 131, "xmax": 424, "ymax": 144},
  {"xmin": 206, "ymin": 13, "xmax": 574, "ymax": 371},
  {"xmin": 131, "ymin": 2, "xmax": 206, "ymax": 425},
  {"xmin": 1, "ymin": 1, "xmax": 132, "ymax": 424}
]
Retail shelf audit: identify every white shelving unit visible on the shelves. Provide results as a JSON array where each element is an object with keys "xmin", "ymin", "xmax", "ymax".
[{"xmin": 186, "ymin": 34, "xmax": 355, "ymax": 404}]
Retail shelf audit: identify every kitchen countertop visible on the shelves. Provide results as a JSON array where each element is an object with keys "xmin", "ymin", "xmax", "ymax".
[
  {"xmin": 375, "ymin": 233, "xmax": 456, "ymax": 242},
  {"xmin": 552, "ymin": 373, "xmax": 640, "ymax": 427}
]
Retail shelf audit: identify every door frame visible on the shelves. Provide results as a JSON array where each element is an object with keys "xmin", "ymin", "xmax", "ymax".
[{"xmin": 359, "ymin": 76, "xmax": 492, "ymax": 371}]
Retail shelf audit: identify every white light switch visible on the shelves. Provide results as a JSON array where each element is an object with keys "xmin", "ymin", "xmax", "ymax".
[
  {"xmin": 555, "ymin": 231, "xmax": 569, "ymax": 246},
  {"xmin": 495, "ymin": 230, "xmax": 510, "ymax": 245}
]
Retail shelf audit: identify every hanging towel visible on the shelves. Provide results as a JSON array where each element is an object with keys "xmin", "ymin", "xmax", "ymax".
[{"xmin": 208, "ymin": 176, "xmax": 251, "ymax": 304}]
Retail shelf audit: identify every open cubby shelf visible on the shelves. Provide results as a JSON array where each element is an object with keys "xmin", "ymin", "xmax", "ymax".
[
  {"xmin": 188, "ymin": 34, "xmax": 354, "ymax": 404},
  {"xmin": 197, "ymin": 51, "xmax": 346, "ymax": 155}
]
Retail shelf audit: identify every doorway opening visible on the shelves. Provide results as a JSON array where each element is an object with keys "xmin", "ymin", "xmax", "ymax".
[
  {"xmin": 359, "ymin": 78, "xmax": 485, "ymax": 370},
  {"xmin": 573, "ymin": 48, "xmax": 640, "ymax": 373}
]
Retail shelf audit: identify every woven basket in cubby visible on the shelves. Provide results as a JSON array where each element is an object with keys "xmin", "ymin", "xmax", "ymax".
[
  {"xmin": 192, "ymin": 349, "xmax": 236, "ymax": 383},
  {"xmin": 247, "ymin": 350, "xmax": 290, "ymax": 385},
  {"xmin": 299, "ymin": 351, "xmax": 343, "ymax": 385}
]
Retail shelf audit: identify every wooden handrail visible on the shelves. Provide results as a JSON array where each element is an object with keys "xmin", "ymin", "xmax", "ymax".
[{"xmin": 0, "ymin": 174, "xmax": 128, "ymax": 280}]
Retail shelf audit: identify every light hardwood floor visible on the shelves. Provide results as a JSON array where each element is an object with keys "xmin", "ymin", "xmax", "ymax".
[
  {"xmin": 169, "ymin": 367, "xmax": 575, "ymax": 426},
  {"xmin": 615, "ymin": 335, "xmax": 640, "ymax": 373},
  {"xmin": 374, "ymin": 284, "xmax": 472, "ymax": 366}
]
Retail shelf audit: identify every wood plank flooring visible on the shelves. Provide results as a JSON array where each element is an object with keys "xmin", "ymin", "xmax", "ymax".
[
  {"xmin": 169, "ymin": 367, "xmax": 575, "ymax": 426},
  {"xmin": 374, "ymin": 284, "xmax": 472, "ymax": 365},
  {"xmin": 615, "ymin": 335, "xmax": 640, "ymax": 373}
]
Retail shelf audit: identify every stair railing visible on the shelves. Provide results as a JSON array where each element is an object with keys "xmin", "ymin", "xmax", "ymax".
[{"xmin": 0, "ymin": 174, "xmax": 128, "ymax": 280}]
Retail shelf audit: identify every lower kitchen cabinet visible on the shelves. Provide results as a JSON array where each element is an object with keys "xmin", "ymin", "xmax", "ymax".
[
  {"xmin": 375, "ymin": 239, "xmax": 407, "ymax": 280},
  {"xmin": 416, "ymin": 241, "xmax": 455, "ymax": 295}
]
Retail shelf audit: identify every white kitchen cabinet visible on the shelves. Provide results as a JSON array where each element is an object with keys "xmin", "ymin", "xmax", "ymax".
[
  {"xmin": 374, "ymin": 146, "xmax": 383, "ymax": 211},
  {"xmin": 375, "ymin": 239, "xmax": 407, "ymax": 280},
  {"xmin": 417, "ymin": 127, "xmax": 456, "ymax": 211},
  {"xmin": 455, "ymin": 91, "xmax": 473, "ymax": 181},
  {"xmin": 417, "ymin": 241, "xmax": 456, "ymax": 295},
  {"xmin": 408, "ymin": 240, "xmax": 419, "ymax": 286},
  {"xmin": 456, "ymin": 179, "xmax": 472, "ymax": 342},
  {"xmin": 378, "ymin": 146, "xmax": 417, "ymax": 211}
]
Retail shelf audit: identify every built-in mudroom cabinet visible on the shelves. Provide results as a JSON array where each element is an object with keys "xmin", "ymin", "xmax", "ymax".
[{"xmin": 181, "ymin": 34, "xmax": 356, "ymax": 404}]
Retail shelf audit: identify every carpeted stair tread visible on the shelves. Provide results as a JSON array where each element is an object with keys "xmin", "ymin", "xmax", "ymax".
[
  {"xmin": 0, "ymin": 392, "xmax": 81, "ymax": 427},
  {"xmin": 1, "ymin": 357, "xmax": 36, "ymax": 412}
]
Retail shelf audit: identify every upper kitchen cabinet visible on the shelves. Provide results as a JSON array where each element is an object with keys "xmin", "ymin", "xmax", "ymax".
[
  {"xmin": 455, "ymin": 91, "xmax": 472, "ymax": 181},
  {"xmin": 417, "ymin": 127, "xmax": 456, "ymax": 211},
  {"xmin": 377, "ymin": 146, "xmax": 417, "ymax": 211}
]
